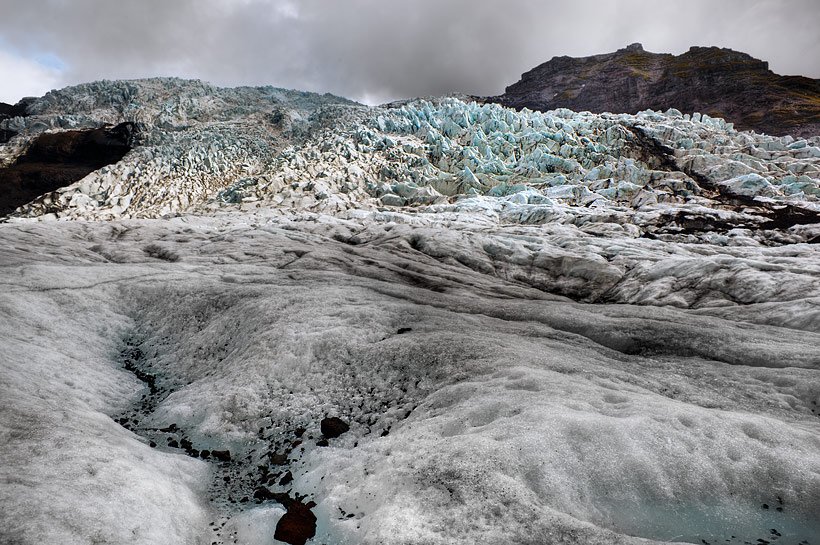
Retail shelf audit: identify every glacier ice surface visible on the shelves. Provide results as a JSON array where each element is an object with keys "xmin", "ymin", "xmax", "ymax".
[
  {"xmin": 1, "ymin": 79, "xmax": 819, "ymax": 545},
  {"xmin": 0, "ymin": 211, "xmax": 818, "ymax": 545}
]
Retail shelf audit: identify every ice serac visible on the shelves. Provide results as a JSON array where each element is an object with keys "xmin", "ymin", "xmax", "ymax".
[{"xmin": 492, "ymin": 44, "xmax": 820, "ymax": 138}]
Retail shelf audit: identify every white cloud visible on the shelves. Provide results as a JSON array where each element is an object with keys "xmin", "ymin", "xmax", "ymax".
[{"xmin": 0, "ymin": 49, "xmax": 62, "ymax": 103}]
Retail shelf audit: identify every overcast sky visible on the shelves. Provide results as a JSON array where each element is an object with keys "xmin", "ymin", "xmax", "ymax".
[{"xmin": 0, "ymin": 0, "xmax": 818, "ymax": 104}]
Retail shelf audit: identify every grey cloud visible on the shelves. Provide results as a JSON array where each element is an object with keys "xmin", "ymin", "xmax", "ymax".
[{"xmin": 0, "ymin": 0, "xmax": 817, "ymax": 104}]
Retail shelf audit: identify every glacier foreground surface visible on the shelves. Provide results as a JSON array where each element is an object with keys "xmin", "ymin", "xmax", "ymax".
[{"xmin": 0, "ymin": 80, "xmax": 819, "ymax": 545}]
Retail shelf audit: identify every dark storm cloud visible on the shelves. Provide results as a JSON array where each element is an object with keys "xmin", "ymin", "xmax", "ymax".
[{"xmin": 0, "ymin": 0, "xmax": 818, "ymax": 104}]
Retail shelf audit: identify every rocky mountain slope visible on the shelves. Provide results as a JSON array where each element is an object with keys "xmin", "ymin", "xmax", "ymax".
[
  {"xmin": 494, "ymin": 43, "xmax": 820, "ymax": 138},
  {"xmin": 0, "ymin": 79, "xmax": 819, "ymax": 545}
]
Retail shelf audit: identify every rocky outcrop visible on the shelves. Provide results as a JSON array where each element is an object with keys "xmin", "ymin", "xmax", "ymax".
[
  {"xmin": 0, "ymin": 123, "xmax": 136, "ymax": 216},
  {"xmin": 0, "ymin": 98, "xmax": 33, "ymax": 144},
  {"xmin": 494, "ymin": 43, "xmax": 820, "ymax": 138},
  {"xmin": 0, "ymin": 100, "xmax": 31, "ymax": 120}
]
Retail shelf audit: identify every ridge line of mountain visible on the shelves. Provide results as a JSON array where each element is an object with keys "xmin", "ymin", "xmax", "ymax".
[{"xmin": 488, "ymin": 43, "xmax": 820, "ymax": 138}]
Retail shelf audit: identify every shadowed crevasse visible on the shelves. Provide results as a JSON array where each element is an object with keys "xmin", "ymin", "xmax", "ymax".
[{"xmin": 0, "ymin": 122, "xmax": 137, "ymax": 216}]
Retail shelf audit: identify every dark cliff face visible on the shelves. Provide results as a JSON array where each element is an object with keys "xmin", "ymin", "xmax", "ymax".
[
  {"xmin": 0, "ymin": 98, "xmax": 35, "ymax": 143},
  {"xmin": 0, "ymin": 100, "xmax": 31, "ymax": 120},
  {"xmin": 0, "ymin": 123, "xmax": 136, "ymax": 217},
  {"xmin": 493, "ymin": 44, "xmax": 820, "ymax": 138}
]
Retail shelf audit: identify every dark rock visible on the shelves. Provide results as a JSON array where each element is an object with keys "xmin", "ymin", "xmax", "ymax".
[
  {"xmin": 274, "ymin": 501, "xmax": 317, "ymax": 545},
  {"xmin": 491, "ymin": 44, "xmax": 820, "ymax": 138},
  {"xmin": 149, "ymin": 440, "xmax": 157, "ymax": 448},
  {"xmin": 0, "ymin": 122, "xmax": 137, "ymax": 217},
  {"xmin": 294, "ymin": 427, "xmax": 306, "ymax": 438},
  {"xmin": 316, "ymin": 439, "xmax": 329, "ymax": 447},
  {"xmin": 211, "ymin": 449, "xmax": 232, "ymax": 462},
  {"xmin": 0, "ymin": 99, "xmax": 31, "ymax": 120},
  {"xmin": 320, "ymin": 417, "xmax": 350, "ymax": 439},
  {"xmin": 270, "ymin": 452, "xmax": 289, "ymax": 465},
  {"xmin": 200, "ymin": 449, "xmax": 210, "ymax": 459},
  {"xmin": 397, "ymin": 327, "xmax": 412, "ymax": 334},
  {"xmin": 0, "ymin": 129, "xmax": 17, "ymax": 144},
  {"xmin": 279, "ymin": 471, "xmax": 293, "ymax": 486},
  {"xmin": 253, "ymin": 486, "xmax": 291, "ymax": 505}
]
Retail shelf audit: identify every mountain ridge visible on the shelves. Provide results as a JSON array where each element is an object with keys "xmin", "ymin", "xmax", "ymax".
[{"xmin": 493, "ymin": 43, "xmax": 820, "ymax": 138}]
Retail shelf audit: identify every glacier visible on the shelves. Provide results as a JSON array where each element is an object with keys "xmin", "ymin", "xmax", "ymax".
[
  {"xmin": 2, "ymin": 79, "xmax": 818, "ymax": 245},
  {"xmin": 0, "ymin": 79, "xmax": 819, "ymax": 545}
]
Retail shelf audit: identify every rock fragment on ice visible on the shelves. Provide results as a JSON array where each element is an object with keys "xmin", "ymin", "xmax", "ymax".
[
  {"xmin": 320, "ymin": 417, "xmax": 350, "ymax": 439},
  {"xmin": 273, "ymin": 501, "xmax": 317, "ymax": 545}
]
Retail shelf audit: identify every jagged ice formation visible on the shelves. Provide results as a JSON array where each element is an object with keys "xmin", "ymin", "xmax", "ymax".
[{"xmin": 1, "ymin": 79, "xmax": 817, "ymax": 247}]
